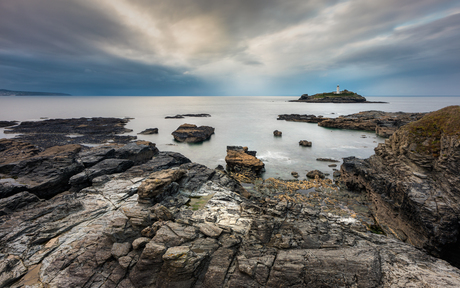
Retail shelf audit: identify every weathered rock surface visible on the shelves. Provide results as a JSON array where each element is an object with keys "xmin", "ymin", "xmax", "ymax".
[
  {"xmin": 319, "ymin": 110, "xmax": 426, "ymax": 137},
  {"xmin": 171, "ymin": 124, "xmax": 215, "ymax": 143},
  {"xmin": 138, "ymin": 128, "xmax": 158, "ymax": 135},
  {"xmin": 299, "ymin": 140, "xmax": 312, "ymax": 147},
  {"xmin": 341, "ymin": 106, "xmax": 460, "ymax": 267},
  {"xmin": 225, "ymin": 146, "xmax": 265, "ymax": 180}
]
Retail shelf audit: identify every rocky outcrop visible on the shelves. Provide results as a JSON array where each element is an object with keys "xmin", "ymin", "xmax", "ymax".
[
  {"xmin": 138, "ymin": 128, "xmax": 158, "ymax": 135},
  {"xmin": 2, "ymin": 144, "xmax": 460, "ymax": 287},
  {"xmin": 225, "ymin": 146, "xmax": 265, "ymax": 180},
  {"xmin": 299, "ymin": 140, "xmax": 312, "ymax": 147},
  {"xmin": 319, "ymin": 110, "xmax": 425, "ymax": 137},
  {"xmin": 277, "ymin": 114, "xmax": 326, "ymax": 123},
  {"xmin": 165, "ymin": 114, "xmax": 211, "ymax": 119},
  {"xmin": 290, "ymin": 90, "xmax": 378, "ymax": 103},
  {"xmin": 341, "ymin": 106, "xmax": 460, "ymax": 267},
  {"xmin": 0, "ymin": 121, "xmax": 18, "ymax": 128},
  {"xmin": 171, "ymin": 124, "xmax": 215, "ymax": 143},
  {"xmin": 4, "ymin": 117, "xmax": 136, "ymax": 148}
]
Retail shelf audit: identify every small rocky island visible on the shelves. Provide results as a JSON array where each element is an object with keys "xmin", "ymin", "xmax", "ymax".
[
  {"xmin": 290, "ymin": 86, "xmax": 386, "ymax": 103},
  {"xmin": 171, "ymin": 124, "xmax": 215, "ymax": 143}
]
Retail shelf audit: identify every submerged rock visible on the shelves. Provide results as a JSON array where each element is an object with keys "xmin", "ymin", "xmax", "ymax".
[
  {"xmin": 171, "ymin": 124, "xmax": 215, "ymax": 143},
  {"xmin": 341, "ymin": 106, "xmax": 460, "ymax": 267},
  {"xmin": 299, "ymin": 140, "xmax": 312, "ymax": 147},
  {"xmin": 138, "ymin": 128, "xmax": 158, "ymax": 135}
]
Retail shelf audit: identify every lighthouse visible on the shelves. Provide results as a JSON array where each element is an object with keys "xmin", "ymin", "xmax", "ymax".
[{"xmin": 336, "ymin": 85, "xmax": 340, "ymax": 94}]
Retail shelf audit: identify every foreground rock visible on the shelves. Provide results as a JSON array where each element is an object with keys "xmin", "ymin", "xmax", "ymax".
[
  {"xmin": 4, "ymin": 117, "xmax": 136, "ymax": 148},
  {"xmin": 319, "ymin": 110, "xmax": 426, "ymax": 137},
  {"xmin": 225, "ymin": 146, "xmax": 265, "ymax": 180},
  {"xmin": 341, "ymin": 106, "xmax": 460, "ymax": 267},
  {"xmin": 171, "ymin": 124, "xmax": 215, "ymax": 143},
  {"xmin": 2, "ymin": 143, "xmax": 460, "ymax": 287}
]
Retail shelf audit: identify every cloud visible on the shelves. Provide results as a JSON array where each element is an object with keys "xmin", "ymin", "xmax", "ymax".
[{"xmin": 0, "ymin": 0, "xmax": 459, "ymax": 95}]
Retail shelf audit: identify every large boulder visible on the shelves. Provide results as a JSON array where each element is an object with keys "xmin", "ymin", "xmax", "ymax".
[
  {"xmin": 341, "ymin": 106, "xmax": 460, "ymax": 266},
  {"xmin": 171, "ymin": 124, "xmax": 215, "ymax": 143},
  {"xmin": 225, "ymin": 146, "xmax": 265, "ymax": 180}
]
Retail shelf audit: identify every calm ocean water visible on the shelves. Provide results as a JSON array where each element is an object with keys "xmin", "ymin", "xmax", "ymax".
[{"xmin": 1, "ymin": 96, "xmax": 460, "ymax": 179}]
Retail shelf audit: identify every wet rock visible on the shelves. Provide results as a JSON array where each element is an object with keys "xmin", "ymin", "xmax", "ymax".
[
  {"xmin": 306, "ymin": 170, "xmax": 325, "ymax": 179},
  {"xmin": 77, "ymin": 146, "xmax": 115, "ymax": 168},
  {"xmin": 165, "ymin": 114, "xmax": 211, "ymax": 119},
  {"xmin": 113, "ymin": 142, "xmax": 159, "ymax": 164},
  {"xmin": 299, "ymin": 140, "xmax": 312, "ymax": 147},
  {"xmin": 225, "ymin": 146, "xmax": 264, "ymax": 180},
  {"xmin": 316, "ymin": 158, "xmax": 340, "ymax": 162},
  {"xmin": 291, "ymin": 171, "xmax": 299, "ymax": 178},
  {"xmin": 319, "ymin": 110, "xmax": 425, "ymax": 136},
  {"xmin": 277, "ymin": 114, "xmax": 325, "ymax": 123},
  {"xmin": 171, "ymin": 124, "xmax": 215, "ymax": 143},
  {"xmin": 273, "ymin": 130, "xmax": 282, "ymax": 137},
  {"xmin": 138, "ymin": 128, "xmax": 158, "ymax": 135},
  {"xmin": 4, "ymin": 117, "xmax": 136, "ymax": 148}
]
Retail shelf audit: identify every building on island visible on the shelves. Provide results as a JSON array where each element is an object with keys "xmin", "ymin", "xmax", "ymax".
[{"xmin": 336, "ymin": 85, "xmax": 341, "ymax": 94}]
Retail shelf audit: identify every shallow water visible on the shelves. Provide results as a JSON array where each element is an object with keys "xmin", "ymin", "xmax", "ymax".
[{"xmin": 1, "ymin": 95, "xmax": 460, "ymax": 179}]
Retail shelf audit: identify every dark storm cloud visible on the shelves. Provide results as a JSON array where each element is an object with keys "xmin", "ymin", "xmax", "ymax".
[{"xmin": 1, "ymin": 0, "xmax": 460, "ymax": 95}]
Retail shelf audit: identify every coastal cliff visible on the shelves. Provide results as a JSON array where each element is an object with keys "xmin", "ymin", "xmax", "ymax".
[{"xmin": 341, "ymin": 105, "xmax": 460, "ymax": 266}]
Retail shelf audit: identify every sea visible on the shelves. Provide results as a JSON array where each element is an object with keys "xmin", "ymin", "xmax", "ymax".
[{"xmin": 1, "ymin": 96, "xmax": 460, "ymax": 179}]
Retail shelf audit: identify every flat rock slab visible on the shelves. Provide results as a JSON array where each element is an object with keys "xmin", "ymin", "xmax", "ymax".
[
  {"xmin": 4, "ymin": 117, "xmax": 136, "ymax": 148},
  {"xmin": 0, "ymin": 121, "xmax": 19, "ymax": 128},
  {"xmin": 165, "ymin": 114, "xmax": 211, "ymax": 119},
  {"xmin": 171, "ymin": 124, "xmax": 215, "ymax": 143}
]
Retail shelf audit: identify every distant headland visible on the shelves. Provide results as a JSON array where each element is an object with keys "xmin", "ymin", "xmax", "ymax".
[
  {"xmin": 0, "ymin": 89, "xmax": 71, "ymax": 96},
  {"xmin": 290, "ymin": 85, "xmax": 387, "ymax": 103}
]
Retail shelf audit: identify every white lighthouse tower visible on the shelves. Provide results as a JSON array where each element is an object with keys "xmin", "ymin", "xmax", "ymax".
[{"xmin": 336, "ymin": 85, "xmax": 340, "ymax": 94}]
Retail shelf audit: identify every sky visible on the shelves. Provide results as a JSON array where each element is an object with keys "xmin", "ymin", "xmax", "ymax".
[{"xmin": 1, "ymin": 0, "xmax": 460, "ymax": 96}]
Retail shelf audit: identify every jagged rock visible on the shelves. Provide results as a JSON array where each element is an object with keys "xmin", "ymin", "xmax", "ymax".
[
  {"xmin": 171, "ymin": 124, "xmax": 215, "ymax": 143},
  {"xmin": 113, "ymin": 142, "xmax": 159, "ymax": 164},
  {"xmin": 77, "ymin": 146, "xmax": 116, "ymax": 167},
  {"xmin": 273, "ymin": 130, "xmax": 282, "ymax": 137},
  {"xmin": 132, "ymin": 237, "xmax": 151, "ymax": 250},
  {"xmin": 0, "ymin": 143, "xmax": 84, "ymax": 199},
  {"xmin": 152, "ymin": 204, "xmax": 174, "ymax": 221},
  {"xmin": 225, "ymin": 146, "xmax": 265, "ymax": 179},
  {"xmin": 341, "ymin": 106, "xmax": 460, "ymax": 266},
  {"xmin": 0, "ymin": 191, "xmax": 40, "ymax": 216},
  {"xmin": 0, "ymin": 255, "xmax": 27, "ymax": 287},
  {"xmin": 69, "ymin": 158, "xmax": 134, "ymax": 190},
  {"xmin": 299, "ymin": 140, "xmax": 312, "ymax": 147},
  {"xmin": 138, "ymin": 128, "xmax": 158, "ymax": 135},
  {"xmin": 137, "ymin": 169, "xmax": 186, "ymax": 203},
  {"xmin": 306, "ymin": 170, "xmax": 325, "ymax": 179}
]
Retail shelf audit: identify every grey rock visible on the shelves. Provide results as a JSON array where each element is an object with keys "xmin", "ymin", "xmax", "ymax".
[
  {"xmin": 199, "ymin": 222, "xmax": 223, "ymax": 238},
  {"xmin": 112, "ymin": 242, "xmax": 132, "ymax": 259},
  {"xmin": 132, "ymin": 237, "xmax": 151, "ymax": 250}
]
